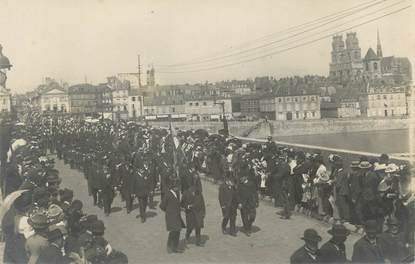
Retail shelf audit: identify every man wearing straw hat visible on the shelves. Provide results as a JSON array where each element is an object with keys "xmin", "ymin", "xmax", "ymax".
[{"xmin": 25, "ymin": 212, "xmax": 50, "ymax": 264}]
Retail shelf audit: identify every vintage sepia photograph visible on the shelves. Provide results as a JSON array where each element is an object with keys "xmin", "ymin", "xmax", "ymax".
[{"xmin": 0, "ymin": 0, "xmax": 414, "ymax": 263}]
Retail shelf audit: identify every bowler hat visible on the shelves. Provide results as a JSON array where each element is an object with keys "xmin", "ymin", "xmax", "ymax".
[
  {"xmin": 59, "ymin": 188, "xmax": 74, "ymax": 201},
  {"xmin": 363, "ymin": 220, "xmax": 378, "ymax": 233},
  {"xmin": 89, "ymin": 220, "xmax": 105, "ymax": 234},
  {"xmin": 69, "ymin": 200, "xmax": 83, "ymax": 212},
  {"xmin": 301, "ymin": 229, "xmax": 322, "ymax": 242},
  {"xmin": 327, "ymin": 224, "xmax": 351, "ymax": 236}
]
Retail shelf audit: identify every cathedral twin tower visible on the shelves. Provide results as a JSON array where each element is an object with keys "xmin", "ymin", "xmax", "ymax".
[{"xmin": 329, "ymin": 31, "xmax": 384, "ymax": 83}]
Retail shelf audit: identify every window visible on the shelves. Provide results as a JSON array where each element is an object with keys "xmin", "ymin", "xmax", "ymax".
[
  {"xmin": 189, "ymin": 103, "xmax": 193, "ymax": 106},
  {"xmin": 203, "ymin": 102, "xmax": 207, "ymax": 106},
  {"xmin": 383, "ymin": 95, "xmax": 387, "ymax": 100},
  {"xmin": 278, "ymin": 98, "xmax": 282, "ymax": 103},
  {"xmin": 132, "ymin": 97, "xmax": 136, "ymax": 102},
  {"xmin": 374, "ymin": 62, "xmax": 378, "ymax": 70},
  {"xmin": 312, "ymin": 111, "xmax": 315, "ymax": 117},
  {"xmin": 303, "ymin": 97, "xmax": 307, "ymax": 101},
  {"xmin": 295, "ymin": 111, "xmax": 299, "ymax": 119},
  {"xmin": 195, "ymin": 102, "xmax": 199, "ymax": 106},
  {"xmin": 294, "ymin": 98, "xmax": 298, "ymax": 102},
  {"xmin": 365, "ymin": 63, "xmax": 369, "ymax": 71},
  {"xmin": 286, "ymin": 97, "xmax": 291, "ymax": 102},
  {"xmin": 311, "ymin": 96, "xmax": 315, "ymax": 102}
]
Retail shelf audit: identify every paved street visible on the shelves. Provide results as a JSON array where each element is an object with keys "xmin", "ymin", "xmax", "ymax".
[{"xmin": 56, "ymin": 158, "xmax": 360, "ymax": 263}]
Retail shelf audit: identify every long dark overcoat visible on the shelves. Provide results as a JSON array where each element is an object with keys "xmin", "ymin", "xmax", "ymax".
[
  {"xmin": 159, "ymin": 190, "xmax": 184, "ymax": 231},
  {"xmin": 181, "ymin": 189, "xmax": 205, "ymax": 229}
]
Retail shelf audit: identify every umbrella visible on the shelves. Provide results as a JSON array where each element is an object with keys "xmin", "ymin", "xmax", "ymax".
[{"xmin": 0, "ymin": 189, "xmax": 29, "ymax": 223}]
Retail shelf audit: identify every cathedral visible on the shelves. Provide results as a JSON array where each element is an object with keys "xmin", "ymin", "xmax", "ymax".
[{"xmin": 329, "ymin": 31, "xmax": 412, "ymax": 85}]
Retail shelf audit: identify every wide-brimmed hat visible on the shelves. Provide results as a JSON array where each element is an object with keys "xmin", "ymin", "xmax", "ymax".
[
  {"xmin": 385, "ymin": 163, "xmax": 399, "ymax": 174},
  {"xmin": 301, "ymin": 229, "xmax": 322, "ymax": 242},
  {"xmin": 28, "ymin": 212, "xmax": 49, "ymax": 229},
  {"xmin": 327, "ymin": 224, "xmax": 351, "ymax": 236},
  {"xmin": 350, "ymin": 161, "xmax": 360, "ymax": 168},
  {"xmin": 359, "ymin": 161, "xmax": 372, "ymax": 169},
  {"xmin": 374, "ymin": 163, "xmax": 387, "ymax": 171},
  {"xmin": 47, "ymin": 204, "xmax": 64, "ymax": 220}
]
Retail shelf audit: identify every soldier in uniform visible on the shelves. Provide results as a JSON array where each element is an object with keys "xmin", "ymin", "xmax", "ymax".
[{"xmin": 219, "ymin": 176, "xmax": 238, "ymax": 236}]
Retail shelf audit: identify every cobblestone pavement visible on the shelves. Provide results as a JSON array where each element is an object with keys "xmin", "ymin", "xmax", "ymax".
[{"xmin": 51, "ymin": 159, "xmax": 361, "ymax": 263}]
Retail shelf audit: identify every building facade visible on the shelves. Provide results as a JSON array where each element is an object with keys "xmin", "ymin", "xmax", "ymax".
[
  {"xmin": 359, "ymin": 86, "xmax": 407, "ymax": 117},
  {"xmin": 272, "ymin": 94, "xmax": 321, "ymax": 120},
  {"xmin": 127, "ymin": 89, "xmax": 143, "ymax": 119},
  {"xmin": 184, "ymin": 98, "xmax": 232, "ymax": 121},
  {"xmin": 68, "ymin": 84, "xmax": 102, "ymax": 115},
  {"xmin": 337, "ymin": 98, "xmax": 361, "ymax": 118},
  {"xmin": 143, "ymin": 96, "xmax": 185, "ymax": 118},
  {"xmin": 38, "ymin": 87, "xmax": 69, "ymax": 113}
]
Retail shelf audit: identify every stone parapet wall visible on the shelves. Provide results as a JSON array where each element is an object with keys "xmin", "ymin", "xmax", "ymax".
[{"xmin": 149, "ymin": 117, "xmax": 413, "ymax": 138}]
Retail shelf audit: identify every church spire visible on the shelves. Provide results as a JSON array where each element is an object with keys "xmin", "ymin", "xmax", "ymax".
[{"xmin": 377, "ymin": 29, "xmax": 383, "ymax": 58}]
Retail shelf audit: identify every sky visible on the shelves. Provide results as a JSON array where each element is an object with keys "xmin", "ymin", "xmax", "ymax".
[{"xmin": 0, "ymin": 0, "xmax": 413, "ymax": 93}]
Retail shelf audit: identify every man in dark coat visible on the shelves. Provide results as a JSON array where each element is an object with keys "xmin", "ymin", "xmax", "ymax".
[
  {"xmin": 88, "ymin": 161, "xmax": 103, "ymax": 206},
  {"xmin": 121, "ymin": 164, "xmax": 135, "ymax": 213},
  {"xmin": 159, "ymin": 181, "xmax": 185, "ymax": 253},
  {"xmin": 319, "ymin": 224, "xmax": 350, "ymax": 263},
  {"xmin": 101, "ymin": 167, "xmax": 116, "ymax": 216},
  {"xmin": 352, "ymin": 220, "xmax": 386, "ymax": 263},
  {"xmin": 276, "ymin": 155, "xmax": 293, "ymax": 219},
  {"xmin": 237, "ymin": 175, "xmax": 258, "ymax": 236},
  {"xmin": 219, "ymin": 177, "xmax": 238, "ymax": 236},
  {"xmin": 181, "ymin": 185, "xmax": 206, "ymax": 246},
  {"xmin": 290, "ymin": 228, "xmax": 322, "ymax": 264},
  {"xmin": 135, "ymin": 166, "xmax": 151, "ymax": 223},
  {"xmin": 379, "ymin": 217, "xmax": 411, "ymax": 263}
]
